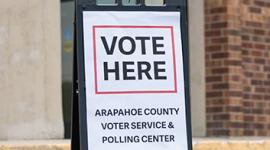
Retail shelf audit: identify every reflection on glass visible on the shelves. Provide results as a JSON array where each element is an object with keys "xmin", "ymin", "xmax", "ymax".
[
  {"xmin": 122, "ymin": 0, "xmax": 140, "ymax": 6},
  {"xmin": 145, "ymin": 0, "xmax": 165, "ymax": 6},
  {"xmin": 61, "ymin": 0, "xmax": 74, "ymax": 139},
  {"xmin": 97, "ymin": 0, "xmax": 117, "ymax": 5}
]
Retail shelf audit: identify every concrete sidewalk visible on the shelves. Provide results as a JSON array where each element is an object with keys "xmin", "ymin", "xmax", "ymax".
[
  {"xmin": 1, "ymin": 138, "xmax": 270, "ymax": 150},
  {"xmin": 0, "ymin": 140, "xmax": 69, "ymax": 150}
]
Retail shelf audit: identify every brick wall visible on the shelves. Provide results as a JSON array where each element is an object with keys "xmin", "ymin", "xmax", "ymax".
[{"xmin": 205, "ymin": 0, "xmax": 270, "ymax": 136}]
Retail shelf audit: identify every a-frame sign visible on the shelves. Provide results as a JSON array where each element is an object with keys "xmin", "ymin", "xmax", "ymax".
[{"xmin": 72, "ymin": 0, "xmax": 192, "ymax": 150}]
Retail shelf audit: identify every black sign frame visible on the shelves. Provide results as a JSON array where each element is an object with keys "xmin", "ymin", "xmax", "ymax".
[{"xmin": 72, "ymin": 0, "xmax": 192, "ymax": 150}]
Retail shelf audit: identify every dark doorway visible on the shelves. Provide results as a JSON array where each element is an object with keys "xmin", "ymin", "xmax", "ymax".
[{"xmin": 61, "ymin": 0, "xmax": 74, "ymax": 139}]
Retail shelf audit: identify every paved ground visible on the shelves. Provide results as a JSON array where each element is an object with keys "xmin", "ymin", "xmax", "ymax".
[
  {"xmin": 0, "ymin": 140, "xmax": 70, "ymax": 150},
  {"xmin": 1, "ymin": 138, "xmax": 270, "ymax": 150}
]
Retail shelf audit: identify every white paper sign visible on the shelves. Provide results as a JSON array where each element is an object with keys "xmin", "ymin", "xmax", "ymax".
[{"xmin": 83, "ymin": 11, "xmax": 188, "ymax": 150}]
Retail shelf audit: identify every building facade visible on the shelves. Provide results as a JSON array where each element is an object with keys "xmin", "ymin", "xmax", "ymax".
[
  {"xmin": 0, "ymin": 0, "xmax": 269, "ymax": 140},
  {"xmin": 206, "ymin": 0, "xmax": 270, "ymax": 136}
]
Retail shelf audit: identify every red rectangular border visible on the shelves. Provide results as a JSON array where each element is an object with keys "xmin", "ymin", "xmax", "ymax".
[{"xmin": 92, "ymin": 25, "xmax": 178, "ymax": 94}]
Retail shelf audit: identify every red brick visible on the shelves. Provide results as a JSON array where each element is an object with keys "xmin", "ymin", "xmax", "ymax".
[
  {"xmin": 207, "ymin": 91, "xmax": 223, "ymax": 98},
  {"xmin": 210, "ymin": 7, "xmax": 227, "ymax": 14},
  {"xmin": 249, "ymin": 7, "xmax": 261, "ymax": 13},
  {"xmin": 206, "ymin": 0, "xmax": 270, "ymax": 137}
]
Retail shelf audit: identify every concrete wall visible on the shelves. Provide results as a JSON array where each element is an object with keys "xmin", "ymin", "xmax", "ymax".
[
  {"xmin": 188, "ymin": 0, "xmax": 206, "ymax": 136},
  {"xmin": 0, "ymin": 0, "xmax": 63, "ymax": 140}
]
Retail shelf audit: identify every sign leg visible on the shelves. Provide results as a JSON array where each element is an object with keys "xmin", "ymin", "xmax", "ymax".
[{"xmin": 71, "ymin": 26, "xmax": 80, "ymax": 150}]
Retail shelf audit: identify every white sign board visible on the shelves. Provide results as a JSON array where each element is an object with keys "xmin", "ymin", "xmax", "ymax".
[{"xmin": 83, "ymin": 11, "xmax": 189, "ymax": 150}]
